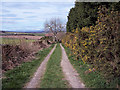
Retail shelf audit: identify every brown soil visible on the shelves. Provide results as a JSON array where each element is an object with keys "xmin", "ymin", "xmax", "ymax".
[{"xmin": 2, "ymin": 40, "xmax": 49, "ymax": 72}]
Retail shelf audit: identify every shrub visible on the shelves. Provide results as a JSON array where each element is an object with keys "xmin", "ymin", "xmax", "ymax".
[{"xmin": 62, "ymin": 6, "xmax": 120, "ymax": 82}]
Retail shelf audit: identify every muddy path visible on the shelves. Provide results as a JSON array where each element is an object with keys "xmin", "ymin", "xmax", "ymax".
[
  {"xmin": 24, "ymin": 44, "xmax": 56, "ymax": 88},
  {"xmin": 60, "ymin": 44, "xmax": 85, "ymax": 88}
]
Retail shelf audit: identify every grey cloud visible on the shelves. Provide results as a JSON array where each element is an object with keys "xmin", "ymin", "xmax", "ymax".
[
  {"xmin": 2, "ymin": 17, "xmax": 24, "ymax": 20},
  {"xmin": 26, "ymin": 16, "xmax": 37, "ymax": 18},
  {"xmin": 2, "ymin": 9, "xmax": 10, "ymax": 13},
  {"xmin": 2, "ymin": 21, "xmax": 17, "ymax": 24},
  {"xmin": 1, "ymin": 14, "xmax": 17, "ymax": 17},
  {"xmin": 23, "ymin": 12, "xmax": 33, "ymax": 14}
]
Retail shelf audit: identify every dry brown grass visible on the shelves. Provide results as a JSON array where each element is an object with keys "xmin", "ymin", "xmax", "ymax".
[
  {"xmin": 2, "ymin": 39, "xmax": 49, "ymax": 72},
  {"xmin": 0, "ymin": 35, "xmax": 43, "ymax": 40}
]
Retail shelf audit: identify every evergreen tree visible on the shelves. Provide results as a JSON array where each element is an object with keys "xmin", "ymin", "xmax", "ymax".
[{"xmin": 66, "ymin": 1, "xmax": 120, "ymax": 32}]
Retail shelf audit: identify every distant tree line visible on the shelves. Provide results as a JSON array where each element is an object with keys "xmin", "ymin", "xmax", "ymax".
[{"xmin": 66, "ymin": 1, "xmax": 120, "ymax": 32}]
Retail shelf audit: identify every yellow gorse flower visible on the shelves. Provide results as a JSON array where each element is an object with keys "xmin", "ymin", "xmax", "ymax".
[{"xmin": 89, "ymin": 69, "xmax": 92, "ymax": 71}]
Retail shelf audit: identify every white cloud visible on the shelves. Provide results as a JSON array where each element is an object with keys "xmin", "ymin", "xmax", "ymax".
[
  {"xmin": 1, "ymin": 0, "xmax": 75, "ymax": 3},
  {"xmin": 1, "ymin": 2, "xmax": 74, "ymax": 31}
]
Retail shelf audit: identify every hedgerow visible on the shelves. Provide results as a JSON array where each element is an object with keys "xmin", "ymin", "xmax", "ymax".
[{"xmin": 62, "ymin": 6, "xmax": 120, "ymax": 83}]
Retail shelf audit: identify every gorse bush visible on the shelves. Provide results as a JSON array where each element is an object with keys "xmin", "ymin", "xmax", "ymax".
[{"xmin": 62, "ymin": 6, "xmax": 120, "ymax": 82}]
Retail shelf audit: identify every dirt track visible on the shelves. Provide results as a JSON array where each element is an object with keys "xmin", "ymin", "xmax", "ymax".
[
  {"xmin": 24, "ymin": 44, "xmax": 56, "ymax": 88},
  {"xmin": 60, "ymin": 44, "xmax": 85, "ymax": 88},
  {"xmin": 24, "ymin": 44, "xmax": 85, "ymax": 88}
]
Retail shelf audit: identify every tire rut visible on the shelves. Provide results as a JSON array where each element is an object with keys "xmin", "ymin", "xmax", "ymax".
[
  {"xmin": 60, "ymin": 44, "xmax": 85, "ymax": 88},
  {"xmin": 24, "ymin": 44, "xmax": 56, "ymax": 88}
]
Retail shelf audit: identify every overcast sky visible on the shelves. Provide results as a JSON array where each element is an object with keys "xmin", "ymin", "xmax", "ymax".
[{"xmin": 0, "ymin": 0, "xmax": 75, "ymax": 32}]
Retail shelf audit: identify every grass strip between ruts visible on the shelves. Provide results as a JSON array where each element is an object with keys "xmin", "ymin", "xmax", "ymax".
[{"xmin": 40, "ymin": 43, "xmax": 69, "ymax": 88}]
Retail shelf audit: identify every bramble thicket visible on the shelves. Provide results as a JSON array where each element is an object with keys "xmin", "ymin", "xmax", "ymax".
[{"xmin": 62, "ymin": 5, "xmax": 120, "ymax": 82}]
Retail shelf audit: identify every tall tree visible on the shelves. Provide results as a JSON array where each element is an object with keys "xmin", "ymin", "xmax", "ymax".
[
  {"xmin": 66, "ymin": 1, "xmax": 120, "ymax": 32},
  {"xmin": 44, "ymin": 18, "xmax": 65, "ymax": 41}
]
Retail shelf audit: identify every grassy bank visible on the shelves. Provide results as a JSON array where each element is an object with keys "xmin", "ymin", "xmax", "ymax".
[
  {"xmin": 2, "ymin": 44, "xmax": 54, "ymax": 88},
  {"xmin": 62, "ymin": 44, "xmax": 118, "ymax": 88},
  {"xmin": 40, "ymin": 44, "xmax": 68, "ymax": 88}
]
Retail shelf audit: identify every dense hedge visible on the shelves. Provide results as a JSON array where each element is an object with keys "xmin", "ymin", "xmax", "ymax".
[
  {"xmin": 62, "ymin": 6, "xmax": 120, "ymax": 82},
  {"xmin": 67, "ymin": 2, "xmax": 120, "ymax": 32}
]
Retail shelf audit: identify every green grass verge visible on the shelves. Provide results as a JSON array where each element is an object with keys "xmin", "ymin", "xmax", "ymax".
[
  {"xmin": 1, "ymin": 38, "xmax": 35, "ymax": 45},
  {"xmin": 62, "ymin": 44, "xmax": 118, "ymax": 88},
  {"xmin": 40, "ymin": 44, "xmax": 68, "ymax": 88},
  {"xmin": 2, "ymin": 44, "xmax": 54, "ymax": 88}
]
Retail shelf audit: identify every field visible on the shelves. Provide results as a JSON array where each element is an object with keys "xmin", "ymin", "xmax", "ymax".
[
  {"xmin": 0, "ymin": 31, "xmax": 45, "ymax": 36},
  {"xmin": 1, "ymin": 34, "xmax": 50, "ymax": 72},
  {"xmin": 0, "ymin": 35, "xmax": 43, "ymax": 45},
  {"xmin": 0, "ymin": 38, "xmax": 35, "ymax": 45},
  {"xmin": 0, "ymin": 35, "xmax": 43, "ymax": 39}
]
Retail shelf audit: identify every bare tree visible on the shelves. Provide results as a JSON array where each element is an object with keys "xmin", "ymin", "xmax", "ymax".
[{"xmin": 44, "ymin": 18, "xmax": 65, "ymax": 42}]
